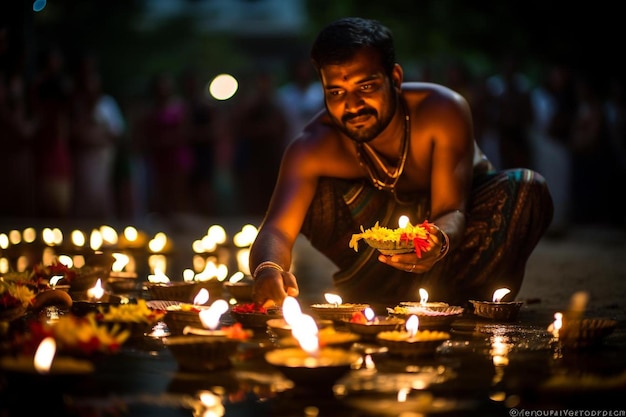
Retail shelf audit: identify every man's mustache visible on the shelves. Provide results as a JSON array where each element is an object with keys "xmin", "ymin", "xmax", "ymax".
[{"xmin": 342, "ymin": 109, "xmax": 377, "ymax": 123}]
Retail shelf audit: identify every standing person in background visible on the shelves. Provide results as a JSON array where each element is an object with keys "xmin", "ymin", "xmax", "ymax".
[
  {"xmin": 69, "ymin": 52, "xmax": 125, "ymax": 220},
  {"xmin": 232, "ymin": 69, "xmax": 289, "ymax": 216},
  {"xmin": 179, "ymin": 67, "xmax": 219, "ymax": 216},
  {"xmin": 529, "ymin": 63, "xmax": 577, "ymax": 237},
  {"xmin": 249, "ymin": 17, "xmax": 553, "ymax": 309},
  {"xmin": 569, "ymin": 74, "xmax": 614, "ymax": 224},
  {"xmin": 484, "ymin": 53, "xmax": 534, "ymax": 170},
  {"xmin": 30, "ymin": 45, "xmax": 73, "ymax": 218},
  {"xmin": 137, "ymin": 72, "xmax": 193, "ymax": 220},
  {"xmin": 277, "ymin": 55, "xmax": 324, "ymax": 144},
  {"xmin": 0, "ymin": 70, "xmax": 36, "ymax": 217}
]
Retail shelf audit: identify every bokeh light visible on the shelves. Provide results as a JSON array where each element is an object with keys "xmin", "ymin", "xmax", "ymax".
[{"xmin": 209, "ymin": 73, "xmax": 238, "ymax": 100}]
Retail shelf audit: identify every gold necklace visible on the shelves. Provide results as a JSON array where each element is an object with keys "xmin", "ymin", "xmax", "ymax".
[{"xmin": 355, "ymin": 100, "xmax": 410, "ymax": 195}]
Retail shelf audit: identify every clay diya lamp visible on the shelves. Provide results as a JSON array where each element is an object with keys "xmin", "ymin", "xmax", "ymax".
[
  {"xmin": 343, "ymin": 307, "xmax": 406, "ymax": 341},
  {"xmin": 310, "ymin": 293, "xmax": 370, "ymax": 324},
  {"xmin": 470, "ymin": 288, "xmax": 524, "ymax": 321},
  {"xmin": 264, "ymin": 311, "xmax": 360, "ymax": 390},
  {"xmin": 376, "ymin": 315, "xmax": 450, "ymax": 358}
]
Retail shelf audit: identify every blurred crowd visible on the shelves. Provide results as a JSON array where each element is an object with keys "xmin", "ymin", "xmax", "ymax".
[{"xmin": 1, "ymin": 44, "xmax": 624, "ymax": 235}]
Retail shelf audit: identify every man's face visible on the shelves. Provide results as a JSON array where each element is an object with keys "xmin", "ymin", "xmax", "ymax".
[{"xmin": 319, "ymin": 48, "xmax": 397, "ymax": 144}]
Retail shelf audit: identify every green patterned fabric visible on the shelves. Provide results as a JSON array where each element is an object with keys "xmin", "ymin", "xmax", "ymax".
[{"xmin": 301, "ymin": 168, "xmax": 553, "ymax": 308}]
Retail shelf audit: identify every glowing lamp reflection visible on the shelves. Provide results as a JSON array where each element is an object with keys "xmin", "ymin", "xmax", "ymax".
[{"xmin": 34, "ymin": 337, "xmax": 56, "ymax": 374}]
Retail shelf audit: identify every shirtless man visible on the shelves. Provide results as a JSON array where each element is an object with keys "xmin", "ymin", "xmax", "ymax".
[{"xmin": 249, "ymin": 17, "xmax": 553, "ymax": 310}]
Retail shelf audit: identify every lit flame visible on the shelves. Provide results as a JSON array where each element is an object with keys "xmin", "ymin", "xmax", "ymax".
[
  {"xmin": 324, "ymin": 293, "xmax": 342, "ymax": 306},
  {"xmin": 87, "ymin": 279, "xmax": 104, "ymax": 300},
  {"xmin": 100, "ymin": 225, "xmax": 118, "ymax": 246},
  {"xmin": 228, "ymin": 271, "xmax": 244, "ymax": 283},
  {"xmin": 49, "ymin": 275, "xmax": 64, "ymax": 286},
  {"xmin": 148, "ymin": 254, "xmax": 167, "ymax": 276},
  {"xmin": 148, "ymin": 232, "xmax": 168, "ymax": 253},
  {"xmin": 282, "ymin": 296, "xmax": 303, "ymax": 327},
  {"xmin": 548, "ymin": 312, "xmax": 563, "ymax": 337},
  {"xmin": 111, "ymin": 253, "xmax": 130, "ymax": 272},
  {"xmin": 198, "ymin": 389, "xmax": 224, "ymax": 412},
  {"xmin": 233, "ymin": 224, "xmax": 257, "ymax": 247},
  {"xmin": 397, "ymin": 387, "xmax": 410, "ymax": 402},
  {"xmin": 71, "ymin": 230, "xmax": 85, "ymax": 247},
  {"xmin": 419, "ymin": 288, "xmax": 429, "ymax": 305},
  {"xmin": 90, "ymin": 229, "xmax": 103, "ymax": 250},
  {"xmin": 194, "ymin": 259, "xmax": 228, "ymax": 282},
  {"xmin": 364, "ymin": 307, "xmax": 375, "ymax": 322},
  {"xmin": 291, "ymin": 313, "xmax": 319, "ymax": 355},
  {"xmin": 207, "ymin": 225, "xmax": 227, "ymax": 245},
  {"xmin": 199, "ymin": 299, "xmax": 229, "ymax": 330},
  {"xmin": 406, "ymin": 314, "xmax": 419, "ymax": 338},
  {"xmin": 34, "ymin": 336, "xmax": 56, "ymax": 374},
  {"xmin": 193, "ymin": 288, "xmax": 210, "ymax": 305},
  {"xmin": 147, "ymin": 267, "xmax": 170, "ymax": 283},
  {"xmin": 398, "ymin": 215, "xmax": 410, "ymax": 228},
  {"xmin": 492, "ymin": 288, "xmax": 511, "ymax": 303},
  {"xmin": 124, "ymin": 226, "xmax": 138, "ymax": 242}
]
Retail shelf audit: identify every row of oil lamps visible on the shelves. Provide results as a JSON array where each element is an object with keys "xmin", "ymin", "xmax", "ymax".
[{"xmin": 0, "ymin": 223, "xmax": 260, "ymax": 287}]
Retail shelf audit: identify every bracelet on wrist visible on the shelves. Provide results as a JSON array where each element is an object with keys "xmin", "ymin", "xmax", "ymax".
[
  {"xmin": 252, "ymin": 261, "xmax": 284, "ymax": 280},
  {"xmin": 431, "ymin": 225, "xmax": 450, "ymax": 262}
]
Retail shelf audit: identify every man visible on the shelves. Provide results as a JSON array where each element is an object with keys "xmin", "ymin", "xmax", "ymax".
[{"xmin": 249, "ymin": 17, "xmax": 553, "ymax": 310}]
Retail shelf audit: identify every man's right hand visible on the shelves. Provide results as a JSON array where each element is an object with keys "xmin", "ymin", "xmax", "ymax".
[{"xmin": 252, "ymin": 269, "xmax": 299, "ymax": 308}]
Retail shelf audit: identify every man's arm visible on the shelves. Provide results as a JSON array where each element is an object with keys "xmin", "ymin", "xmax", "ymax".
[
  {"xmin": 428, "ymin": 89, "xmax": 474, "ymax": 253},
  {"xmin": 380, "ymin": 86, "xmax": 474, "ymax": 273},
  {"xmin": 248, "ymin": 133, "xmax": 323, "ymax": 306}
]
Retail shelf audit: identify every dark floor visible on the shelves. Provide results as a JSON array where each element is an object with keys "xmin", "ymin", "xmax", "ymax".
[{"xmin": 2, "ymin": 215, "xmax": 626, "ymax": 415}]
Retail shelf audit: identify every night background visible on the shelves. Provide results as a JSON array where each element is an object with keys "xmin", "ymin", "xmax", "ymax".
[
  {"xmin": 0, "ymin": 0, "xmax": 623, "ymax": 227},
  {"xmin": 3, "ymin": 0, "xmax": 621, "ymax": 98}
]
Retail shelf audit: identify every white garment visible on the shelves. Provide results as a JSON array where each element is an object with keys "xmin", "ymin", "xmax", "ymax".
[
  {"xmin": 73, "ymin": 94, "xmax": 125, "ymax": 219},
  {"xmin": 530, "ymin": 86, "xmax": 572, "ymax": 231}
]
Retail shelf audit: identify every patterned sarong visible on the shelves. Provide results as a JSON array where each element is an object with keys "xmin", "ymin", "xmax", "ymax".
[{"xmin": 301, "ymin": 168, "xmax": 554, "ymax": 308}]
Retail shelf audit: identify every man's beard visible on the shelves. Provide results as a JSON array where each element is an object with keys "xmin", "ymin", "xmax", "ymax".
[{"xmin": 331, "ymin": 90, "xmax": 397, "ymax": 144}]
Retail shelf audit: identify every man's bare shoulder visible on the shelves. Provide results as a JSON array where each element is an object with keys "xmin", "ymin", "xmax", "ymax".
[
  {"xmin": 283, "ymin": 112, "xmax": 360, "ymax": 178},
  {"xmin": 401, "ymin": 82, "xmax": 468, "ymax": 107},
  {"xmin": 289, "ymin": 112, "xmax": 342, "ymax": 152}
]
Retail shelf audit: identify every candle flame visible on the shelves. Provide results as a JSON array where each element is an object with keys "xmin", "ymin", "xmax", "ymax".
[
  {"xmin": 111, "ymin": 253, "xmax": 130, "ymax": 272},
  {"xmin": 199, "ymin": 299, "xmax": 229, "ymax": 329},
  {"xmin": 324, "ymin": 293, "xmax": 342, "ymax": 306},
  {"xmin": 147, "ymin": 267, "xmax": 170, "ymax": 283},
  {"xmin": 398, "ymin": 215, "xmax": 410, "ymax": 228},
  {"xmin": 90, "ymin": 229, "xmax": 103, "ymax": 250},
  {"xmin": 71, "ymin": 230, "xmax": 85, "ymax": 247},
  {"xmin": 364, "ymin": 307, "xmax": 375, "ymax": 322},
  {"xmin": 124, "ymin": 226, "xmax": 138, "ymax": 242},
  {"xmin": 282, "ymin": 296, "xmax": 303, "ymax": 327},
  {"xmin": 49, "ymin": 275, "xmax": 64, "ymax": 286},
  {"xmin": 492, "ymin": 288, "xmax": 511, "ymax": 303},
  {"xmin": 193, "ymin": 288, "xmax": 210, "ymax": 305},
  {"xmin": 291, "ymin": 313, "xmax": 319, "ymax": 355},
  {"xmin": 406, "ymin": 314, "xmax": 419, "ymax": 337},
  {"xmin": 228, "ymin": 271, "xmax": 244, "ymax": 283},
  {"xmin": 87, "ymin": 279, "xmax": 104, "ymax": 300},
  {"xmin": 548, "ymin": 311, "xmax": 563, "ymax": 337},
  {"xmin": 34, "ymin": 337, "xmax": 56, "ymax": 374},
  {"xmin": 419, "ymin": 288, "xmax": 429, "ymax": 305},
  {"xmin": 397, "ymin": 387, "xmax": 410, "ymax": 402}
]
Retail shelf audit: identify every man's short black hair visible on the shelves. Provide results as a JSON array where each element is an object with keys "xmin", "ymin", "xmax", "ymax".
[{"xmin": 310, "ymin": 17, "xmax": 396, "ymax": 77}]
